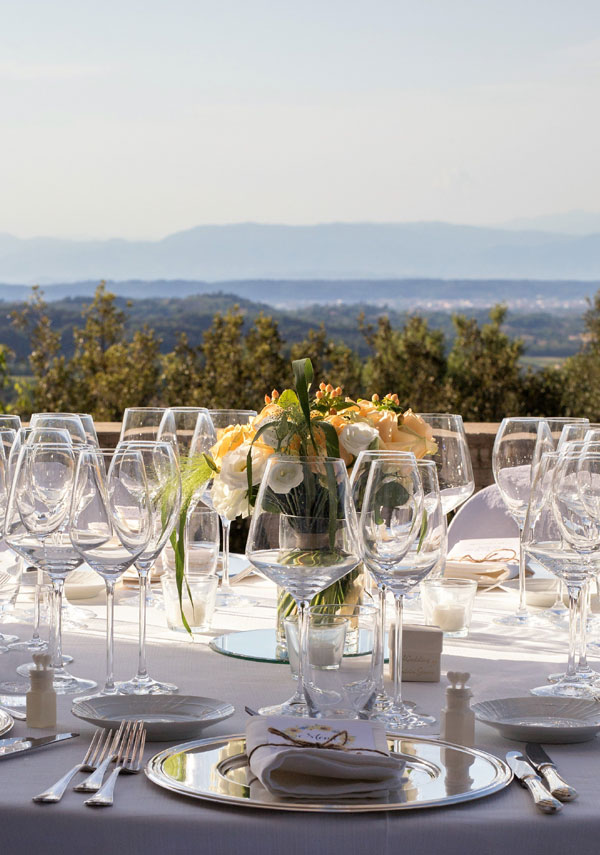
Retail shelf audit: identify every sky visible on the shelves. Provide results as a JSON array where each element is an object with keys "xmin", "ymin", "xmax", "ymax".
[{"xmin": 1, "ymin": 0, "xmax": 600, "ymax": 240}]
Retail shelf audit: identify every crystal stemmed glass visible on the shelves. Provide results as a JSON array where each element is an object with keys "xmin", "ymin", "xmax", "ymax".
[
  {"xmin": 246, "ymin": 455, "xmax": 361, "ymax": 716},
  {"xmin": 350, "ymin": 449, "xmax": 418, "ymax": 714},
  {"xmin": 361, "ymin": 458, "xmax": 444, "ymax": 730},
  {"xmin": 30, "ymin": 413, "xmax": 88, "ymax": 446},
  {"xmin": 77, "ymin": 414, "xmax": 99, "ymax": 446},
  {"xmin": 558, "ymin": 423, "xmax": 600, "ymax": 450},
  {"xmin": 114, "ymin": 441, "xmax": 182, "ymax": 695},
  {"xmin": 417, "ymin": 414, "xmax": 475, "ymax": 514},
  {"xmin": 492, "ymin": 417, "xmax": 553, "ymax": 626},
  {"xmin": 70, "ymin": 447, "xmax": 151, "ymax": 697},
  {"xmin": 0, "ymin": 415, "xmax": 21, "ymax": 432},
  {"xmin": 168, "ymin": 408, "xmax": 214, "ymax": 459},
  {"xmin": 4, "ymin": 442, "xmax": 96, "ymax": 694},
  {"xmin": 121, "ymin": 407, "xmax": 177, "ymax": 448},
  {"xmin": 208, "ymin": 409, "xmax": 257, "ymax": 606},
  {"xmin": 526, "ymin": 450, "xmax": 600, "ymax": 698}
]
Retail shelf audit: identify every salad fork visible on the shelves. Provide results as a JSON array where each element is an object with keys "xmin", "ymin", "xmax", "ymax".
[
  {"xmin": 32, "ymin": 728, "xmax": 113, "ymax": 803},
  {"xmin": 85, "ymin": 720, "xmax": 146, "ymax": 807},
  {"xmin": 74, "ymin": 721, "xmax": 125, "ymax": 792}
]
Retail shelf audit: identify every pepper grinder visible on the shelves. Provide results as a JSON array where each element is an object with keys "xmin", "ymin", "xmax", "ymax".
[
  {"xmin": 26, "ymin": 652, "xmax": 57, "ymax": 728},
  {"xmin": 440, "ymin": 671, "xmax": 474, "ymax": 747}
]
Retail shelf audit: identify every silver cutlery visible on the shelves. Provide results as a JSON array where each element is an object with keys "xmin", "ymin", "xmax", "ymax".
[
  {"xmin": 0, "ymin": 704, "xmax": 26, "ymax": 721},
  {"xmin": 32, "ymin": 728, "xmax": 114, "ymax": 803},
  {"xmin": 525, "ymin": 743, "xmax": 578, "ymax": 802},
  {"xmin": 85, "ymin": 720, "xmax": 146, "ymax": 808},
  {"xmin": 244, "ymin": 706, "xmax": 259, "ymax": 717},
  {"xmin": 506, "ymin": 751, "xmax": 562, "ymax": 813},
  {"xmin": 0, "ymin": 732, "xmax": 78, "ymax": 760},
  {"xmin": 74, "ymin": 721, "xmax": 126, "ymax": 793}
]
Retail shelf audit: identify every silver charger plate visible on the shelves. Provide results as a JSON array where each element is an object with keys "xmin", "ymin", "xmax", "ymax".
[
  {"xmin": 0, "ymin": 708, "xmax": 14, "ymax": 738},
  {"xmin": 145, "ymin": 733, "xmax": 511, "ymax": 812},
  {"xmin": 71, "ymin": 695, "xmax": 235, "ymax": 741},
  {"xmin": 472, "ymin": 696, "xmax": 600, "ymax": 743}
]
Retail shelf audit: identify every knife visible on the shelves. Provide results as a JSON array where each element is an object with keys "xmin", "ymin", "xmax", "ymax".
[
  {"xmin": 506, "ymin": 751, "xmax": 562, "ymax": 813},
  {"xmin": 525, "ymin": 743, "xmax": 578, "ymax": 802},
  {"xmin": 0, "ymin": 732, "xmax": 78, "ymax": 759}
]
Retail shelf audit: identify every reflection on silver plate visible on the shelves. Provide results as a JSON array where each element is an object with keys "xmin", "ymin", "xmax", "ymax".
[
  {"xmin": 71, "ymin": 695, "xmax": 235, "ymax": 741},
  {"xmin": 0, "ymin": 708, "xmax": 14, "ymax": 738},
  {"xmin": 145, "ymin": 733, "xmax": 511, "ymax": 812},
  {"xmin": 210, "ymin": 628, "xmax": 387, "ymax": 665},
  {"xmin": 473, "ymin": 696, "xmax": 600, "ymax": 743}
]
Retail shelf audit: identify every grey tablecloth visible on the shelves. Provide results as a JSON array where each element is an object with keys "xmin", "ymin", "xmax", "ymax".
[{"xmin": 1, "ymin": 587, "xmax": 599, "ymax": 855}]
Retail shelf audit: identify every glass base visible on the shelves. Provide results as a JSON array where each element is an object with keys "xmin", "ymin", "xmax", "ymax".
[
  {"xmin": 548, "ymin": 668, "xmax": 599, "ymax": 684},
  {"xmin": 52, "ymin": 670, "xmax": 97, "ymax": 696},
  {"xmin": 116, "ymin": 676, "xmax": 178, "ymax": 695},
  {"xmin": 0, "ymin": 645, "xmax": 8, "ymax": 654},
  {"xmin": 0, "ymin": 679, "xmax": 31, "ymax": 694},
  {"xmin": 216, "ymin": 588, "xmax": 254, "ymax": 609},
  {"xmin": 372, "ymin": 691, "xmax": 416, "ymax": 713},
  {"xmin": 494, "ymin": 611, "xmax": 538, "ymax": 627},
  {"xmin": 258, "ymin": 696, "xmax": 309, "ymax": 716},
  {"xmin": 0, "ymin": 633, "xmax": 18, "ymax": 645},
  {"xmin": 8, "ymin": 638, "xmax": 47, "ymax": 653},
  {"xmin": 371, "ymin": 704, "xmax": 436, "ymax": 730},
  {"xmin": 531, "ymin": 681, "xmax": 597, "ymax": 699},
  {"xmin": 16, "ymin": 655, "xmax": 73, "ymax": 676},
  {"xmin": 0, "ymin": 692, "xmax": 26, "ymax": 709}
]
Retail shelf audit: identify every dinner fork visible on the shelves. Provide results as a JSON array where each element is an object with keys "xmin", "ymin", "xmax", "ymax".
[
  {"xmin": 32, "ymin": 728, "xmax": 114, "ymax": 803},
  {"xmin": 74, "ymin": 721, "xmax": 126, "ymax": 792},
  {"xmin": 85, "ymin": 720, "xmax": 146, "ymax": 808}
]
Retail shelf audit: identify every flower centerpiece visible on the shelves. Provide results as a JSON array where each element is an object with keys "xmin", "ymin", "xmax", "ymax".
[{"xmin": 171, "ymin": 358, "xmax": 437, "ymax": 632}]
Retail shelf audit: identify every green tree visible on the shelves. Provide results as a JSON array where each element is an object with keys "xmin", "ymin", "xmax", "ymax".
[
  {"xmin": 326, "ymin": 340, "xmax": 363, "ymax": 399},
  {"xmin": 161, "ymin": 333, "xmax": 203, "ymax": 406},
  {"xmin": 446, "ymin": 304, "xmax": 524, "ymax": 421},
  {"xmin": 198, "ymin": 306, "xmax": 246, "ymax": 407},
  {"xmin": 243, "ymin": 313, "xmax": 287, "ymax": 407},
  {"xmin": 361, "ymin": 314, "xmax": 403, "ymax": 396},
  {"xmin": 290, "ymin": 325, "xmax": 328, "ymax": 384},
  {"xmin": 560, "ymin": 290, "xmax": 600, "ymax": 419}
]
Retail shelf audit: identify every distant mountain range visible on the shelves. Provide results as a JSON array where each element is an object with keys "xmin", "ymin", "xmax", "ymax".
[{"xmin": 1, "ymin": 221, "xmax": 600, "ymax": 284}]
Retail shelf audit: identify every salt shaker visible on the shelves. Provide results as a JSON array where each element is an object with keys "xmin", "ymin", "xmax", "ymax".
[
  {"xmin": 26, "ymin": 652, "xmax": 57, "ymax": 728},
  {"xmin": 440, "ymin": 671, "xmax": 474, "ymax": 747}
]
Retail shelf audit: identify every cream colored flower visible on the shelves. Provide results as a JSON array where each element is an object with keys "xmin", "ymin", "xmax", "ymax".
[
  {"xmin": 268, "ymin": 459, "xmax": 304, "ymax": 494},
  {"xmin": 385, "ymin": 410, "xmax": 438, "ymax": 459},
  {"xmin": 219, "ymin": 441, "xmax": 273, "ymax": 489},
  {"xmin": 210, "ymin": 480, "xmax": 250, "ymax": 521},
  {"xmin": 339, "ymin": 422, "xmax": 380, "ymax": 458}
]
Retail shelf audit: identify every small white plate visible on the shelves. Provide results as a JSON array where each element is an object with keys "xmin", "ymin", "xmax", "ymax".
[
  {"xmin": 472, "ymin": 696, "xmax": 600, "ymax": 743},
  {"xmin": 0, "ymin": 707, "xmax": 14, "ymax": 738},
  {"xmin": 64, "ymin": 565, "xmax": 105, "ymax": 600},
  {"xmin": 71, "ymin": 695, "xmax": 235, "ymax": 741}
]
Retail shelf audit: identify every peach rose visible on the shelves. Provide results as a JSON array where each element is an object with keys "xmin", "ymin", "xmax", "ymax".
[{"xmin": 382, "ymin": 409, "xmax": 438, "ymax": 459}]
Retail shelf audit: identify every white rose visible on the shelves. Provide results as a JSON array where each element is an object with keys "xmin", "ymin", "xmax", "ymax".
[
  {"xmin": 219, "ymin": 442, "xmax": 271, "ymax": 489},
  {"xmin": 254, "ymin": 417, "xmax": 279, "ymax": 449},
  {"xmin": 268, "ymin": 459, "xmax": 304, "ymax": 494},
  {"xmin": 210, "ymin": 480, "xmax": 250, "ymax": 521},
  {"xmin": 339, "ymin": 422, "xmax": 380, "ymax": 458}
]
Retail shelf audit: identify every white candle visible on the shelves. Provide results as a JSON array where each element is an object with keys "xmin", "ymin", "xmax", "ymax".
[
  {"xmin": 432, "ymin": 603, "xmax": 466, "ymax": 633},
  {"xmin": 307, "ymin": 625, "xmax": 346, "ymax": 668}
]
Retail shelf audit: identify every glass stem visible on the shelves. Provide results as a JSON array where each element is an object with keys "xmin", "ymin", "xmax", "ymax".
[
  {"xmin": 375, "ymin": 585, "xmax": 386, "ymax": 694},
  {"xmin": 221, "ymin": 517, "xmax": 231, "ymax": 589},
  {"xmin": 105, "ymin": 579, "xmax": 116, "ymax": 693},
  {"xmin": 32, "ymin": 566, "xmax": 42, "ymax": 643},
  {"xmin": 566, "ymin": 587, "xmax": 580, "ymax": 680},
  {"xmin": 516, "ymin": 531, "xmax": 528, "ymax": 617},
  {"xmin": 49, "ymin": 578, "xmax": 64, "ymax": 671},
  {"xmin": 393, "ymin": 594, "xmax": 404, "ymax": 709},
  {"xmin": 297, "ymin": 599, "xmax": 308, "ymax": 705},
  {"xmin": 135, "ymin": 569, "xmax": 149, "ymax": 682},
  {"xmin": 578, "ymin": 579, "xmax": 590, "ymax": 673}
]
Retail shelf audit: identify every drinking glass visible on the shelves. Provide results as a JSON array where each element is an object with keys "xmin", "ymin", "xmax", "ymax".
[
  {"xmin": 121, "ymin": 407, "xmax": 177, "ymax": 448},
  {"xmin": 4, "ymin": 442, "xmax": 96, "ymax": 694},
  {"xmin": 246, "ymin": 455, "xmax": 361, "ymax": 716},
  {"xmin": 351, "ymin": 449, "xmax": 417, "ymax": 714},
  {"xmin": 492, "ymin": 417, "xmax": 553, "ymax": 626},
  {"xmin": 417, "ymin": 414, "xmax": 475, "ymax": 514},
  {"xmin": 558, "ymin": 423, "xmax": 600, "ymax": 450},
  {"xmin": 30, "ymin": 413, "xmax": 88, "ymax": 446},
  {"xmin": 526, "ymin": 451, "xmax": 600, "ymax": 698},
  {"xmin": 0, "ymin": 415, "xmax": 22, "ymax": 432},
  {"xmin": 168, "ymin": 407, "xmax": 215, "ymax": 460},
  {"xmin": 208, "ymin": 409, "xmax": 257, "ymax": 606},
  {"xmin": 114, "ymin": 441, "xmax": 182, "ymax": 695},
  {"xmin": 70, "ymin": 447, "xmax": 151, "ymax": 696},
  {"xmin": 77, "ymin": 414, "xmax": 99, "ymax": 446}
]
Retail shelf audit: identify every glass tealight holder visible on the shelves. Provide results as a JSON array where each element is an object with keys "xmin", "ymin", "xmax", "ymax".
[
  {"xmin": 162, "ymin": 575, "xmax": 218, "ymax": 634},
  {"xmin": 421, "ymin": 578, "xmax": 477, "ymax": 638}
]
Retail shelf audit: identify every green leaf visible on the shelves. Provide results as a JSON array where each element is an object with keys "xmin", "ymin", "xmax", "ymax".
[
  {"xmin": 292, "ymin": 358, "xmax": 315, "ymax": 446},
  {"xmin": 314, "ymin": 420, "xmax": 340, "ymax": 458},
  {"xmin": 278, "ymin": 389, "xmax": 299, "ymax": 408}
]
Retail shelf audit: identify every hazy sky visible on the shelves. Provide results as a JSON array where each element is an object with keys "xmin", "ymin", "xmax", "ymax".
[{"xmin": 2, "ymin": 0, "xmax": 600, "ymax": 239}]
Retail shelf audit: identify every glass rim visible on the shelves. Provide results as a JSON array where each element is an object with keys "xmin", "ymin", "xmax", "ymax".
[
  {"xmin": 416, "ymin": 412, "xmax": 464, "ymax": 420},
  {"xmin": 421, "ymin": 578, "xmax": 477, "ymax": 589},
  {"xmin": 306, "ymin": 602, "xmax": 377, "ymax": 615},
  {"xmin": 267, "ymin": 454, "xmax": 348, "ymax": 464}
]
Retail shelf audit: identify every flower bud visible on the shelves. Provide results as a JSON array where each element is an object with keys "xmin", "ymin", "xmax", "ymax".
[
  {"xmin": 264, "ymin": 395, "xmax": 271, "ymax": 404},
  {"xmin": 315, "ymin": 390, "xmax": 324, "ymax": 400},
  {"xmin": 334, "ymin": 387, "xmax": 342, "ymax": 396},
  {"xmin": 320, "ymin": 382, "xmax": 327, "ymax": 391},
  {"xmin": 326, "ymin": 383, "xmax": 334, "ymax": 394},
  {"xmin": 372, "ymin": 393, "xmax": 380, "ymax": 402},
  {"xmin": 271, "ymin": 389, "xmax": 279, "ymax": 399}
]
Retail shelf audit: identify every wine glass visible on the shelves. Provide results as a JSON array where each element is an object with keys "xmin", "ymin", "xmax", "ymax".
[
  {"xmin": 350, "ymin": 449, "xmax": 417, "ymax": 714},
  {"xmin": 246, "ymin": 455, "xmax": 361, "ymax": 716},
  {"xmin": 417, "ymin": 414, "xmax": 474, "ymax": 514},
  {"xmin": 4, "ymin": 442, "xmax": 96, "ymax": 694},
  {"xmin": 208, "ymin": 409, "xmax": 257, "ymax": 606},
  {"xmin": 77, "ymin": 414, "xmax": 99, "ymax": 446},
  {"xmin": 70, "ymin": 447, "xmax": 151, "ymax": 697},
  {"xmin": 121, "ymin": 407, "xmax": 177, "ymax": 448},
  {"xmin": 361, "ymin": 458, "xmax": 444, "ymax": 730},
  {"xmin": 492, "ymin": 417, "xmax": 553, "ymax": 626},
  {"xmin": 168, "ymin": 408, "xmax": 214, "ymax": 459},
  {"xmin": 0, "ymin": 415, "xmax": 21, "ymax": 432},
  {"xmin": 558, "ymin": 423, "xmax": 600, "ymax": 450},
  {"xmin": 113, "ymin": 441, "xmax": 182, "ymax": 695},
  {"xmin": 30, "ymin": 413, "xmax": 88, "ymax": 446}
]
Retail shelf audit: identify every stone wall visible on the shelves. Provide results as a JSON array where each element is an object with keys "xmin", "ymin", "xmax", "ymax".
[{"xmin": 96, "ymin": 421, "xmax": 499, "ymax": 491}]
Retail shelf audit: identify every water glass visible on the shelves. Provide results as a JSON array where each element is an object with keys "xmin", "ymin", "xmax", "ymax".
[{"xmin": 421, "ymin": 578, "xmax": 477, "ymax": 637}]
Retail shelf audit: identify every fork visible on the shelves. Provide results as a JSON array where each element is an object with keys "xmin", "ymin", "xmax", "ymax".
[
  {"xmin": 85, "ymin": 720, "xmax": 146, "ymax": 808},
  {"xmin": 74, "ymin": 721, "xmax": 126, "ymax": 792},
  {"xmin": 32, "ymin": 728, "xmax": 114, "ymax": 803}
]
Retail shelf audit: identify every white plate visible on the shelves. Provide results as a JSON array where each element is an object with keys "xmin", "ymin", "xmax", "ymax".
[
  {"xmin": 0, "ymin": 707, "xmax": 14, "ymax": 738},
  {"xmin": 64, "ymin": 565, "xmax": 105, "ymax": 600},
  {"xmin": 472, "ymin": 696, "xmax": 600, "ymax": 743},
  {"xmin": 71, "ymin": 695, "xmax": 235, "ymax": 741}
]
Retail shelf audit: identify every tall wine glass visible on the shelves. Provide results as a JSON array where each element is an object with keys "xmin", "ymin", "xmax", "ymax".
[
  {"xmin": 168, "ymin": 408, "xmax": 214, "ymax": 459},
  {"xmin": 121, "ymin": 407, "xmax": 177, "ymax": 448},
  {"xmin": 0, "ymin": 415, "xmax": 21, "ymax": 433},
  {"xmin": 417, "ymin": 414, "xmax": 474, "ymax": 514},
  {"xmin": 0, "ymin": 441, "xmax": 14, "ymax": 652},
  {"xmin": 30, "ymin": 413, "xmax": 88, "ymax": 446},
  {"xmin": 4, "ymin": 442, "xmax": 96, "ymax": 694},
  {"xmin": 114, "ymin": 441, "xmax": 182, "ymax": 695},
  {"xmin": 558, "ymin": 423, "xmax": 600, "ymax": 450},
  {"xmin": 246, "ymin": 455, "xmax": 360, "ymax": 716},
  {"xmin": 77, "ymin": 414, "xmax": 99, "ymax": 446},
  {"xmin": 208, "ymin": 409, "xmax": 257, "ymax": 606},
  {"xmin": 351, "ymin": 449, "xmax": 417, "ymax": 714},
  {"xmin": 361, "ymin": 458, "xmax": 443, "ymax": 730},
  {"xmin": 70, "ymin": 447, "xmax": 151, "ymax": 696},
  {"xmin": 492, "ymin": 417, "xmax": 553, "ymax": 626}
]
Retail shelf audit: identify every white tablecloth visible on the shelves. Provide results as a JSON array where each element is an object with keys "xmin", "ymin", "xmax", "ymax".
[{"xmin": 1, "ymin": 572, "xmax": 599, "ymax": 855}]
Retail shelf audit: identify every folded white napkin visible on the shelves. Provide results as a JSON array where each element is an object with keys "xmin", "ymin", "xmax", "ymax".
[
  {"xmin": 245, "ymin": 715, "xmax": 406, "ymax": 798},
  {"xmin": 445, "ymin": 538, "xmax": 520, "ymax": 588}
]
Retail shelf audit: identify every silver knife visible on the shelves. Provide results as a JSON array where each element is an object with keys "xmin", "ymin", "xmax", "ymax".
[
  {"xmin": 525, "ymin": 743, "xmax": 578, "ymax": 801},
  {"xmin": 506, "ymin": 751, "xmax": 562, "ymax": 813},
  {"xmin": 0, "ymin": 732, "xmax": 78, "ymax": 759}
]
